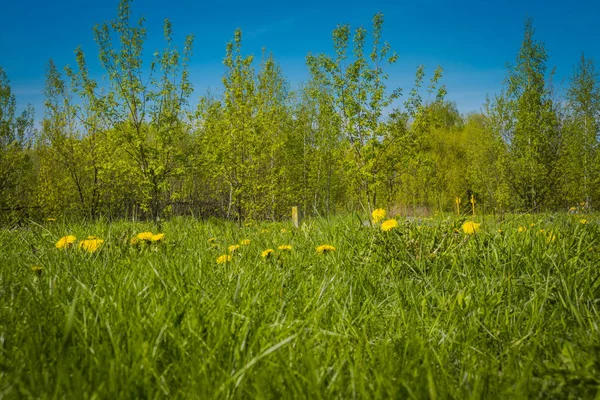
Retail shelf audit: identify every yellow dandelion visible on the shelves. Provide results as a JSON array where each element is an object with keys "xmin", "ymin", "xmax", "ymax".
[
  {"xmin": 216, "ymin": 254, "xmax": 232, "ymax": 264},
  {"xmin": 151, "ymin": 233, "xmax": 165, "ymax": 242},
  {"xmin": 497, "ymin": 229, "xmax": 503, "ymax": 234},
  {"xmin": 261, "ymin": 249, "xmax": 275, "ymax": 258},
  {"xmin": 316, "ymin": 244, "xmax": 336, "ymax": 254},
  {"xmin": 228, "ymin": 244, "xmax": 240, "ymax": 253},
  {"xmin": 136, "ymin": 232, "xmax": 153, "ymax": 241},
  {"xmin": 78, "ymin": 238, "xmax": 104, "ymax": 253},
  {"xmin": 31, "ymin": 266, "xmax": 42, "ymax": 276},
  {"xmin": 579, "ymin": 219, "xmax": 588, "ymax": 225},
  {"xmin": 380, "ymin": 219, "xmax": 398, "ymax": 232},
  {"xmin": 530, "ymin": 223, "xmax": 536, "ymax": 227},
  {"xmin": 278, "ymin": 244, "xmax": 292, "ymax": 251},
  {"xmin": 518, "ymin": 226, "xmax": 527, "ymax": 233},
  {"xmin": 371, "ymin": 208, "xmax": 386, "ymax": 224},
  {"xmin": 462, "ymin": 221, "xmax": 481, "ymax": 235},
  {"xmin": 260, "ymin": 229, "xmax": 269, "ymax": 234},
  {"xmin": 240, "ymin": 239, "xmax": 251, "ymax": 246},
  {"xmin": 56, "ymin": 235, "xmax": 77, "ymax": 249}
]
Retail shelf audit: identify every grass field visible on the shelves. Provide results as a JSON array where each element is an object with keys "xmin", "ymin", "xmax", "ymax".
[{"xmin": 1, "ymin": 213, "xmax": 599, "ymax": 399}]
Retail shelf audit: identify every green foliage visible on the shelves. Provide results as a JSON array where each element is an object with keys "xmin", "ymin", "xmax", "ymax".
[
  {"xmin": 561, "ymin": 54, "xmax": 600, "ymax": 208},
  {"xmin": 3, "ymin": 7, "xmax": 600, "ymax": 222},
  {"xmin": 0, "ymin": 66, "xmax": 36, "ymax": 223},
  {"xmin": 307, "ymin": 13, "xmax": 403, "ymax": 211},
  {"xmin": 488, "ymin": 18, "xmax": 561, "ymax": 211}
]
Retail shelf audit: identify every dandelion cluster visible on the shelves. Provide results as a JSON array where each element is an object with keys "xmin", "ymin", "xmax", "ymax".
[
  {"xmin": 261, "ymin": 249, "xmax": 275, "ymax": 258},
  {"xmin": 316, "ymin": 244, "xmax": 336, "ymax": 254},
  {"xmin": 56, "ymin": 235, "xmax": 77, "ymax": 249},
  {"xmin": 462, "ymin": 221, "xmax": 481, "ymax": 235},
  {"xmin": 55, "ymin": 235, "xmax": 104, "ymax": 252},
  {"xmin": 79, "ymin": 238, "xmax": 105, "ymax": 253},
  {"xmin": 131, "ymin": 231, "xmax": 164, "ymax": 245},
  {"xmin": 380, "ymin": 219, "xmax": 398, "ymax": 232},
  {"xmin": 216, "ymin": 254, "xmax": 232, "ymax": 264},
  {"xmin": 372, "ymin": 208, "xmax": 386, "ymax": 224}
]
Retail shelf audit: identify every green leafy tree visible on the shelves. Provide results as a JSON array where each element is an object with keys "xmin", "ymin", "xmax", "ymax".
[
  {"xmin": 88, "ymin": 0, "xmax": 194, "ymax": 220},
  {"xmin": 0, "ymin": 66, "xmax": 36, "ymax": 222},
  {"xmin": 561, "ymin": 54, "xmax": 600, "ymax": 208},
  {"xmin": 307, "ymin": 13, "xmax": 401, "ymax": 212},
  {"xmin": 489, "ymin": 18, "xmax": 561, "ymax": 211}
]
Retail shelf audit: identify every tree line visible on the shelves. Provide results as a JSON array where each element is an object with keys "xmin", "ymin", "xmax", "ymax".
[{"xmin": 1, "ymin": 1, "xmax": 599, "ymax": 224}]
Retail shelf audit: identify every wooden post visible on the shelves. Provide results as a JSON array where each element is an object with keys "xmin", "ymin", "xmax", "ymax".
[{"xmin": 292, "ymin": 206, "xmax": 301, "ymax": 228}]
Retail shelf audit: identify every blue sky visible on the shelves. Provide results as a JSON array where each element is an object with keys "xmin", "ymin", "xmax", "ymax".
[{"xmin": 1, "ymin": 0, "xmax": 599, "ymax": 120}]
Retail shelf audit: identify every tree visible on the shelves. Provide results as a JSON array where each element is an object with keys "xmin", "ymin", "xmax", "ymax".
[
  {"xmin": 85, "ymin": 0, "xmax": 194, "ymax": 220},
  {"xmin": 488, "ymin": 18, "xmax": 561, "ymax": 211},
  {"xmin": 306, "ymin": 13, "xmax": 401, "ymax": 212},
  {"xmin": 561, "ymin": 54, "xmax": 600, "ymax": 208},
  {"xmin": 0, "ymin": 66, "xmax": 36, "ymax": 222}
]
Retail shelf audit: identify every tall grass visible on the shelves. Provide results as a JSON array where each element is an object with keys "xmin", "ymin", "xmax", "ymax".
[{"xmin": 1, "ymin": 214, "xmax": 599, "ymax": 398}]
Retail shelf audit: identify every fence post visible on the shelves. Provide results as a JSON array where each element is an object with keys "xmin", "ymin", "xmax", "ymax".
[{"xmin": 292, "ymin": 206, "xmax": 301, "ymax": 228}]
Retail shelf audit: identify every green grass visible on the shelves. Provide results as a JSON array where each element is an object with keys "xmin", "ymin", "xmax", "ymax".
[{"xmin": 1, "ymin": 214, "xmax": 599, "ymax": 399}]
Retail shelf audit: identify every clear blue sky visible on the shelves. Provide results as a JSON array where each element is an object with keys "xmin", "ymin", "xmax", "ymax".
[{"xmin": 1, "ymin": 0, "xmax": 599, "ymax": 120}]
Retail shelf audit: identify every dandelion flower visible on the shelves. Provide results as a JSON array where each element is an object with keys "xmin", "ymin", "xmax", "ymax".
[
  {"xmin": 240, "ymin": 239, "xmax": 251, "ymax": 246},
  {"xmin": 316, "ymin": 244, "xmax": 336, "ymax": 254},
  {"xmin": 136, "ymin": 232, "xmax": 153, "ymax": 242},
  {"xmin": 261, "ymin": 249, "xmax": 275, "ymax": 258},
  {"xmin": 372, "ymin": 208, "xmax": 386, "ymax": 223},
  {"xmin": 56, "ymin": 235, "xmax": 77, "ymax": 249},
  {"xmin": 151, "ymin": 233, "xmax": 164, "ymax": 242},
  {"xmin": 216, "ymin": 254, "xmax": 232, "ymax": 264},
  {"xmin": 228, "ymin": 244, "xmax": 240, "ymax": 253},
  {"xmin": 518, "ymin": 226, "xmax": 527, "ymax": 233},
  {"xmin": 462, "ymin": 221, "xmax": 481, "ymax": 235},
  {"xmin": 78, "ymin": 238, "xmax": 104, "ymax": 253},
  {"xmin": 579, "ymin": 219, "xmax": 588, "ymax": 225},
  {"xmin": 380, "ymin": 219, "xmax": 398, "ymax": 232},
  {"xmin": 260, "ymin": 229, "xmax": 269, "ymax": 234},
  {"xmin": 278, "ymin": 244, "xmax": 292, "ymax": 251}
]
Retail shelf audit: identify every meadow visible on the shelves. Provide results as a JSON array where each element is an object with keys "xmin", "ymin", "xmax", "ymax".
[{"xmin": 1, "ymin": 212, "xmax": 599, "ymax": 399}]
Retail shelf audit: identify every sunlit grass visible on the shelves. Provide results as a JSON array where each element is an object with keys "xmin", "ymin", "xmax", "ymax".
[{"xmin": 1, "ymin": 214, "xmax": 599, "ymax": 398}]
